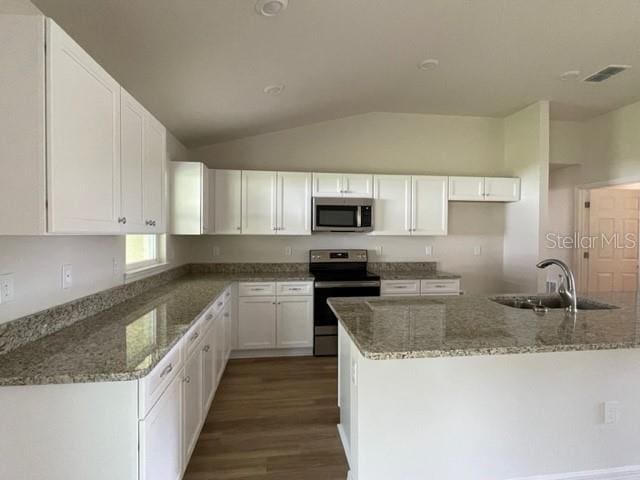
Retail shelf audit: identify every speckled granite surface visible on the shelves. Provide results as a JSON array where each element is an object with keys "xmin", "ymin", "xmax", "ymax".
[
  {"xmin": 368, "ymin": 262, "xmax": 460, "ymax": 280},
  {"xmin": 0, "ymin": 267, "xmax": 315, "ymax": 386},
  {"xmin": 0, "ymin": 274, "xmax": 234, "ymax": 386},
  {"xmin": 0, "ymin": 265, "xmax": 190, "ymax": 355},
  {"xmin": 329, "ymin": 293, "xmax": 640, "ymax": 360}
]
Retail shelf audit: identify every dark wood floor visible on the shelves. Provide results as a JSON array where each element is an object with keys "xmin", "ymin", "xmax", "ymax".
[{"xmin": 183, "ymin": 356, "xmax": 349, "ymax": 480}]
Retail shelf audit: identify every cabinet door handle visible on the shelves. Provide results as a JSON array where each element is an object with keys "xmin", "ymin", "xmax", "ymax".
[
  {"xmin": 203, "ymin": 345, "xmax": 211, "ymax": 352},
  {"xmin": 224, "ymin": 313, "xmax": 230, "ymax": 318},
  {"xmin": 190, "ymin": 332, "xmax": 199, "ymax": 342},
  {"xmin": 206, "ymin": 313, "xmax": 213, "ymax": 321},
  {"xmin": 183, "ymin": 376, "xmax": 191, "ymax": 384},
  {"xmin": 160, "ymin": 363, "xmax": 173, "ymax": 379},
  {"xmin": 236, "ymin": 226, "xmax": 241, "ymax": 230},
  {"xmin": 118, "ymin": 217, "xmax": 127, "ymax": 225},
  {"xmin": 217, "ymin": 301, "xmax": 223, "ymax": 307}
]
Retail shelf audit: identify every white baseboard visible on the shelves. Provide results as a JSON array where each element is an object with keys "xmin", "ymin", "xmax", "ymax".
[
  {"xmin": 336, "ymin": 424, "xmax": 351, "ymax": 467},
  {"xmin": 229, "ymin": 347, "xmax": 313, "ymax": 359},
  {"xmin": 510, "ymin": 465, "xmax": 640, "ymax": 480}
]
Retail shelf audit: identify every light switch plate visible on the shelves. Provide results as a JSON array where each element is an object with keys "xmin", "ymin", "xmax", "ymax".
[
  {"xmin": 425, "ymin": 246, "xmax": 433, "ymax": 257},
  {"xmin": 213, "ymin": 246, "xmax": 220, "ymax": 257},
  {"xmin": 374, "ymin": 246, "xmax": 382, "ymax": 256},
  {"xmin": 285, "ymin": 246, "xmax": 293, "ymax": 256},
  {"xmin": 62, "ymin": 264, "xmax": 73, "ymax": 289},
  {"xmin": 473, "ymin": 246, "xmax": 482, "ymax": 256},
  {"xmin": 604, "ymin": 401, "xmax": 620, "ymax": 424},
  {"xmin": 0, "ymin": 274, "xmax": 15, "ymax": 303}
]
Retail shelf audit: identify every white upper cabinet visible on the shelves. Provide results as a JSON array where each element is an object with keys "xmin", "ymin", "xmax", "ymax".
[
  {"xmin": 342, "ymin": 173, "xmax": 373, "ymax": 197},
  {"xmin": 211, "ymin": 169, "xmax": 242, "ymax": 234},
  {"xmin": 372, "ymin": 175, "xmax": 412, "ymax": 235},
  {"xmin": 143, "ymin": 113, "xmax": 167, "ymax": 232},
  {"xmin": 47, "ymin": 19, "xmax": 121, "ymax": 233},
  {"xmin": 449, "ymin": 176, "xmax": 520, "ymax": 202},
  {"xmin": 411, "ymin": 176, "xmax": 448, "ymax": 236},
  {"xmin": 0, "ymin": 18, "xmax": 170, "ymax": 235},
  {"xmin": 484, "ymin": 177, "xmax": 521, "ymax": 202},
  {"xmin": 277, "ymin": 172, "xmax": 311, "ymax": 235},
  {"xmin": 120, "ymin": 90, "xmax": 166, "ymax": 234},
  {"xmin": 242, "ymin": 171, "xmax": 277, "ymax": 235},
  {"xmin": 449, "ymin": 176, "xmax": 485, "ymax": 201},
  {"xmin": 312, "ymin": 173, "xmax": 373, "ymax": 198},
  {"xmin": 120, "ymin": 91, "xmax": 146, "ymax": 233},
  {"xmin": 170, "ymin": 162, "xmax": 208, "ymax": 234}
]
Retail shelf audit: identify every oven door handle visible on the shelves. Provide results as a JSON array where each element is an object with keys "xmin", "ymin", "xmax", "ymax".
[{"xmin": 314, "ymin": 281, "xmax": 381, "ymax": 289}]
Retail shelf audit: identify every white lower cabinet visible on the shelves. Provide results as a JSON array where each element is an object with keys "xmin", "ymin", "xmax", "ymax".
[
  {"xmin": 139, "ymin": 374, "xmax": 183, "ymax": 480},
  {"xmin": 182, "ymin": 349, "xmax": 203, "ymax": 463},
  {"xmin": 237, "ymin": 282, "xmax": 314, "ymax": 352},
  {"xmin": 276, "ymin": 297, "xmax": 314, "ymax": 348},
  {"xmin": 238, "ymin": 296, "xmax": 277, "ymax": 349},
  {"xmin": 201, "ymin": 324, "xmax": 217, "ymax": 411}
]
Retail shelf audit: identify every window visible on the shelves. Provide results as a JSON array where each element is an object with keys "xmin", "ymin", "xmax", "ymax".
[{"xmin": 126, "ymin": 235, "xmax": 165, "ymax": 271}]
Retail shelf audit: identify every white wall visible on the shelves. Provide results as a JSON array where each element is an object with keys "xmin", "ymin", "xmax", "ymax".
[
  {"xmin": 191, "ymin": 112, "xmax": 505, "ymax": 175},
  {"xmin": 502, "ymin": 102, "xmax": 550, "ymax": 293},
  {"xmin": 190, "ymin": 112, "xmax": 512, "ymax": 293},
  {"xmin": 189, "ymin": 202, "xmax": 506, "ymax": 294}
]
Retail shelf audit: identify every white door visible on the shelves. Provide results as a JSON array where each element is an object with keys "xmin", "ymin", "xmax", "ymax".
[
  {"xmin": 277, "ymin": 172, "xmax": 311, "ymax": 235},
  {"xmin": 242, "ymin": 171, "xmax": 277, "ymax": 234},
  {"xmin": 276, "ymin": 297, "xmax": 313, "ymax": 348},
  {"xmin": 46, "ymin": 19, "xmax": 121, "ymax": 233},
  {"xmin": 312, "ymin": 173, "xmax": 343, "ymax": 197},
  {"xmin": 372, "ymin": 175, "xmax": 412, "ymax": 235},
  {"xmin": 139, "ymin": 374, "xmax": 182, "ymax": 480},
  {"xmin": 342, "ymin": 174, "xmax": 373, "ymax": 198},
  {"xmin": 448, "ymin": 176, "xmax": 484, "ymax": 201},
  {"xmin": 143, "ymin": 113, "xmax": 166, "ymax": 232},
  {"xmin": 238, "ymin": 297, "xmax": 277, "ymax": 349},
  {"xmin": 182, "ymin": 351, "xmax": 203, "ymax": 462},
  {"xmin": 201, "ymin": 324, "xmax": 217, "ymax": 411},
  {"xmin": 484, "ymin": 177, "xmax": 520, "ymax": 202},
  {"xmin": 212, "ymin": 169, "xmax": 242, "ymax": 234},
  {"xmin": 119, "ymin": 90, "xmax": 145, "ymax": 233},
  {"xmin": 412, "ymin": 176, "xmax": 448, "ymax": 236}
]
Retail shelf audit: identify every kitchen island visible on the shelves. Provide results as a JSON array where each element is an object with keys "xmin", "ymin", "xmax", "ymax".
[{"xmin": 329, "ymin": 293, "xmax": 640, "ymax": 480}]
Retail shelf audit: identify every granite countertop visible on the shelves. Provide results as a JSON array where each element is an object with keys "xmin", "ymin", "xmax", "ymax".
[
  {"xmin": 0, "ymin": 272, "xmax": 313, "ymax": 386},
  {"xmin": 328, "ymin": 293, "xmax": 640, "ymax": 360},
  {"xmin": 377, "ymin": 270, "xmax": 460, "ymax": 280}
]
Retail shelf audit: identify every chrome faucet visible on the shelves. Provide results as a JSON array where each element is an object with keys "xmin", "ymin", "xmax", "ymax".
[{"xmin": 536, "ymin": 259, "xmax": 577, "ymax": 313}]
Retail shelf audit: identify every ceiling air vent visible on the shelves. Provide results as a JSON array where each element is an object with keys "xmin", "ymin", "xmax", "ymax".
[{"xmin": 583, "ymin": 65, "xmax": 630, "ymax": 83}]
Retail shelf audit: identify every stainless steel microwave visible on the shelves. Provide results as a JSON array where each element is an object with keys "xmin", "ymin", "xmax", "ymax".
[{"xmin": 312, "ymin": 197, "xmax": 374, "ymax": 232}]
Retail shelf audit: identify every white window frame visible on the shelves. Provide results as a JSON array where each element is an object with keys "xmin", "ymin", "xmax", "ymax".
[{"xmin": 125, "ymin": 234, "xmax": 168, "ymax": 281}]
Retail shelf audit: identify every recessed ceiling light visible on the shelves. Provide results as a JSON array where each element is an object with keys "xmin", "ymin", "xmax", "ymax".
[
  {"xmin": 418, "ymin": 59, "xmax": 439, "ymax": 71},
  {"xmin": 559, "ymin": 70, "xmax": 581, "ymax": 81},
  {"xmin": 263, "ymin": 84, "xmax": 285, "ymax": 96},
  {"xmin": 256, "ymin": 0, "xmax": 288, "ymax": 17}
]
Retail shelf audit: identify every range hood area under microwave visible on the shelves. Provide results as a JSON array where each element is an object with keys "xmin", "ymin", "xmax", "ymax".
[{"xmin": 312, "ymin": 197, "xmax": 374, "ymax": 233}]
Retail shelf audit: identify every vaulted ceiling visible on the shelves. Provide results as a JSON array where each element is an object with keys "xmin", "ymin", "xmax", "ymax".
[{"xmin": 32, "ymin": 0, "xmax": 640, "ymax": 146}]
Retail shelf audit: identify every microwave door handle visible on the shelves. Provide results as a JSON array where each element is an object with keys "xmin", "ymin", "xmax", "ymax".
[{"xmin": 356, "ymin": 206, "xmax": 362, "ymax": 228}]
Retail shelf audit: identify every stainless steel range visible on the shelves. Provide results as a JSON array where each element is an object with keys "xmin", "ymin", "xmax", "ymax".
[{"xmin": 309, "ymin": 249, "xmax": 381, "ymax": 356}]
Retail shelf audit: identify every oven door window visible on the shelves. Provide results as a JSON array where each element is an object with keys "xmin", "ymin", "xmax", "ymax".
[{"xmin": 316, "ymin": 206, "xmax": 357, "ymax": 228}]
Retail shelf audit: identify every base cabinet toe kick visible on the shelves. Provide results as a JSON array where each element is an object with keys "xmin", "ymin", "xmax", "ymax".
[{"xmin": 0, "ymin": 286, "xmax": 235, "ymax": 480}]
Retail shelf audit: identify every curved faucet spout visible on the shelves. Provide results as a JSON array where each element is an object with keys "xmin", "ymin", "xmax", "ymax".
[{"xmin": 536, "ymin": 258, "xmax": 577, "ymax": 313}]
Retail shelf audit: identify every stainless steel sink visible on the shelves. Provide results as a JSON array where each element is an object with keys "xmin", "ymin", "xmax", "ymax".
[{"xmin": 490, "ymin": 295, "xmax": 618, "ymax": 311}]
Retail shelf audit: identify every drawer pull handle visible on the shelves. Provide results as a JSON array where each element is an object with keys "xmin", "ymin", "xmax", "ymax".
[
  {"xmin": 224, "ymin": 313, "xmax": 230, "ymax": 318},
  {"xmin": 203, "ymin": 345, "xmax": 211, "ymax": 352},
  {"xmin": 160, "ymin": 363, "xmax": 173, "ymax": 379},
  {"xmin": 190, "ymin": 332, "xmax": 199, "ymax": 342},
  {"xmin": 218, "ymin": 301, "xmax": 223, "ymax": 307},
  {"xmin": 206, "ymin": 314, "xmax": 213, "ymax": 320},
  {"xmin": 288, "ymin": 287, "xmax": 303, "ymax": 291},
  {"xmin": 394, "ymin": 285, "xmax": 408, "ymax": 289}
]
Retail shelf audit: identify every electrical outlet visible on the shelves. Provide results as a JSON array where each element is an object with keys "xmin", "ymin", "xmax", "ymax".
[
  {"xmin": 62, "ymin": 264, "xmax": 73, "ymax": 289},
  {"xmin": 374, "ymin": 246, "xmax": 382, "ymax": 256},
  {"xmin": 0, "ymin": 274, "xmax": 15, "ymax": 303},
  {"xmin": 603, "ymin": 401, "xmax": 620, "ymax": 424},
  {"xmin": 473, "ymin": 246, "xmax": 482, "ymax": 256},
  {"xmin": 425, "ymin": 246, "xmax": 433, "ymax": 257},
  {"xmin": 213, "ymin": 246, "xmax": 220, "ymax": 257},
  {"xmin": 112, "ymin": 258, "xmax": 120, "ymax": 274},
  {"xmin": 285, "ymin": 246, "xmax": 292, "ymax": 256}
]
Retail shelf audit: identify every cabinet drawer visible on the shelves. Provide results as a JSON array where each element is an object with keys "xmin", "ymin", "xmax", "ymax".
[
  {"xmin": 420, "ymin": 279, "xmax": 460, "ymax": 295},
  {"xmin": 276, "ymin": 281, "xmax": 313, "ymax": 296},
  {"xmin": 238, "ymin": 282, "xmax": 276, "ymax": 297},
  {"xmin": 381, "ymin": 280, "xmax": 420, "ymax": 296},
  {"xmin": 139, "ymin": 342, "xmax": 182, "ymax": 418},
  {"xmin": 184, "ymin": 319, "xmax": 206, "ymax": 358}
]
